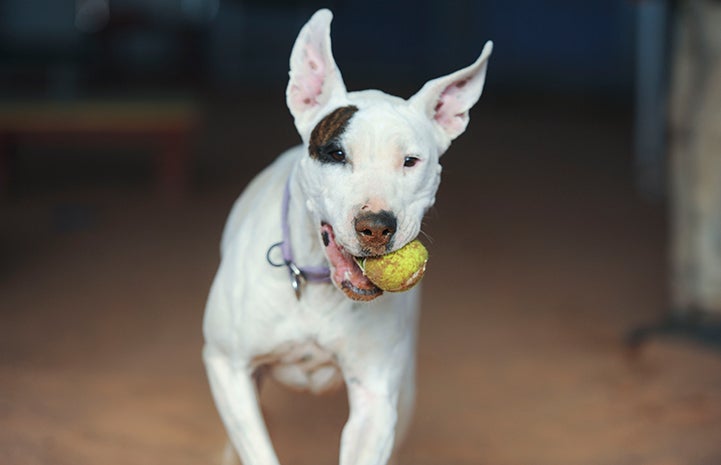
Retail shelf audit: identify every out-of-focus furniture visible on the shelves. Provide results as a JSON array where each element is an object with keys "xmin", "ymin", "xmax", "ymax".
[
  {"xmin": 668, "ymin": 0, "xmax": 721, "ymax": 317},
  {"xmin": 629, "ymin": 0, "xmax": 721, "ymax": 349},
  {"xmin": 0, "ymin": 99, "xmax": 199, "ymax": 198}
]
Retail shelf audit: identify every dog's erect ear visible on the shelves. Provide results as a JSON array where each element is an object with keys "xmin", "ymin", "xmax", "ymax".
[
  {"xmin": 286, "ymin": 9, "xmax": 347, "ymax": 138},
  {"xmin": 410, "ymin": 41, "xmax": 493, "ymax": 148}
]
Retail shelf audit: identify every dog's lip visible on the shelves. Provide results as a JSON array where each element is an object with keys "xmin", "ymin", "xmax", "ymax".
[
  {"xmin": 340, "ymin": 279, "xmax": 383, "ymax": 300},
  {"xmin": 320, "ymin": 223, "xmax": 383, "ymax": 301},
  {"xmin": 319, "ymin": 222, "xmax": 394, "ymax": 259}
]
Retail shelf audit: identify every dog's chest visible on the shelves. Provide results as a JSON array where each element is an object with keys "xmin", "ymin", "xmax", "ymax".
[{"xmin": 254, "ymin": 340, "xmax": 344, "ymax": 395}]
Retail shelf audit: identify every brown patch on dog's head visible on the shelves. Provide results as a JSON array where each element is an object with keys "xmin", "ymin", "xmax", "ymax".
[{"xmin": 309, "ymin": 105, "xmax": 358, "ymax": 163}]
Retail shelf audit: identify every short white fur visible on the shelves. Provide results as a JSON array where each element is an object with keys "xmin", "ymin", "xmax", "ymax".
[{"xmin": 204, "ymin": 8, "xmax": 492, "ymax": 465}]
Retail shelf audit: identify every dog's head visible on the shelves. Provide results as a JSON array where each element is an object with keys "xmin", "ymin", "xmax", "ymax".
[{"xmin": 287, "ymin": 9, "xmax": 492, "ymax": 301}]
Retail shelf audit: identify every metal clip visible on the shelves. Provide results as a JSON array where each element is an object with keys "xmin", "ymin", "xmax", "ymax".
[
  {"xmin": 266, "ymin": 242, "xmax": 306, "ymax": 299},
  {"xmin": 287, "ymin": 261, "xmax": 306, "ymax": 300}
]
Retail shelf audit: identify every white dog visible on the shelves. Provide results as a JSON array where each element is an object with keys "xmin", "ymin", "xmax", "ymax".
[{"xmin": 203, "ymin": 9, "xmax": 492, "ymax": 465}]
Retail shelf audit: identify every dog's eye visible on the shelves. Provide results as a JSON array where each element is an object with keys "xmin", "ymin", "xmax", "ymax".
[
  {"xmin": 403, "ymin": 156, "xmax": 420, "ymax": 168},
  {"xmin": 329, "ymin": 149, "xmax": 346, "ymax": 163},
  {"xmin": 319, "ymin": 145, "xmax": 346, "ymax": 164}
]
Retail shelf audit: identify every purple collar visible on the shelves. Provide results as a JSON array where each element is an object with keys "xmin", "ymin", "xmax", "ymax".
[{"xmin": 266, "ymin": 178, "xmax": 331, "ymax": 299}]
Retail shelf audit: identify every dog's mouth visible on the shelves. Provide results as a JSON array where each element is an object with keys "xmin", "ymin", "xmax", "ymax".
[{"xmin": 320, "ymin": 223, "xmax": 383, "ymax": 301}]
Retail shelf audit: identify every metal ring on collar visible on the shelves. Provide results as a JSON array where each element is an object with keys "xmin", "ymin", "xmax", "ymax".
[{"xmin": 266, "ymin": 242, "xmax": 286, "ymax": 268}]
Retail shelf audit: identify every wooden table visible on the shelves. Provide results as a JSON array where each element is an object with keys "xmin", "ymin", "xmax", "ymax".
[{"xmin": 0, "ymin": 99, "xmax": 200, "ymax": 198}]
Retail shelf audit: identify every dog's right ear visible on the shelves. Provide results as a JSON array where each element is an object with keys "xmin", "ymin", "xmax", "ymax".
[{"xmin": 286, "ymin": 9, "xmax": 348, "ymax": 138}]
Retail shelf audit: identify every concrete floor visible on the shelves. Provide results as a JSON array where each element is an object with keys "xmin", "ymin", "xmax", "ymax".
[{"xmin": 2, "ymin": 97, "xmax": 721, "ymax": 465}]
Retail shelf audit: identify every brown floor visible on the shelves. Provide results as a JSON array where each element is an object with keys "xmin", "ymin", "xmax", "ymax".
[{"xmin": 2, "ymin": 98, "xmax": 721, "ymax": 465}]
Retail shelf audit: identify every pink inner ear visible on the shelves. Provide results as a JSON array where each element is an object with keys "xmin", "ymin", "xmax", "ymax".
[
  {"xmin": 433, "ymin": 79, "xmax": 471, "ymax": 133},
  {"xmin": 290, "ymin": 45, "xmax": 327, "ymax": 109}
]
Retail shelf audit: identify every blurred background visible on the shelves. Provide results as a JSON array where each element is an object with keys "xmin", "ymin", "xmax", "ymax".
[{"xmin": 2, "ymin": 1, "xmax": 721, "ymax": 464}]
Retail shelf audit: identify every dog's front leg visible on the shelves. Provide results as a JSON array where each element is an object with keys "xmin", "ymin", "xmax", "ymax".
[
  {"xmin": 339, "ymin": 380, "xmax": 399, "ymax": 465},
  {"xmin": 204, "ymin": 346, "xmax": 280, "ymax": 465}
]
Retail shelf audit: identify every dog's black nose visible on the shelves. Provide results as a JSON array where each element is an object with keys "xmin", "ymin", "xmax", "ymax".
[{"xmin": 354, "ymin": 211, "xmax": 397, "ymax": 253}]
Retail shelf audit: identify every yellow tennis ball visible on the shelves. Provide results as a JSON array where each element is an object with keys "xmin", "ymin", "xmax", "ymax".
[{"xmin": 359, "ymin": 239, "xmax": 428, "ymax": 292}]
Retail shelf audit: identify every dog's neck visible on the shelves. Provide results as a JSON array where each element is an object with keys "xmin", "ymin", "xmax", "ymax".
[{"xmin": 285, "ymin": 165, "xmax": 329, "ymax": 276}]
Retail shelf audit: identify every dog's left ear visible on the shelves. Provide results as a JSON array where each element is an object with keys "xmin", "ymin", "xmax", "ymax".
[
  {"xmin": 410, "ymin": 41, "xmax": 493, "ymax": 148},
  {"xmin": 286, "ymin": 9, "xmax": 348, "ymax": 138}
]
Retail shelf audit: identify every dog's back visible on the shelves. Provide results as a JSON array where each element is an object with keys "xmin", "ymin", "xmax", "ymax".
[{"xmin": 220, "ymin": 147, "xmax": 299, "ymax": 255}]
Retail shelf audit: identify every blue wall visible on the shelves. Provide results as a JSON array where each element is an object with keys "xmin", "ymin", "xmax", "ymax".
[{"xmin": 0, "ymin": 0, "xmax": 638, "ymax": 98}]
